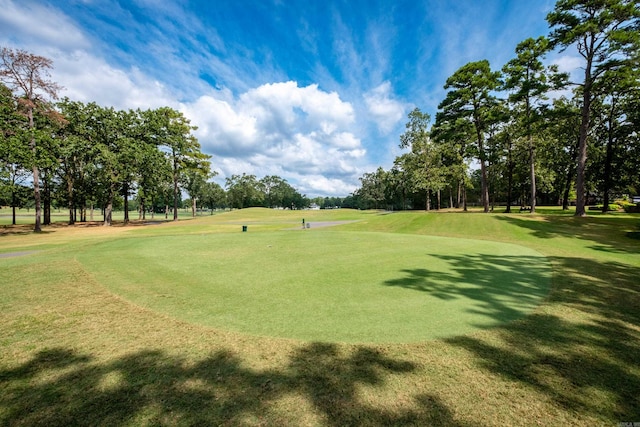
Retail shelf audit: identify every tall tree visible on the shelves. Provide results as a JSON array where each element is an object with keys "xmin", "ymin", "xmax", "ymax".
[
  {"xmin": 200, "ymin": 181, "xmax": 227, "ymax": 212},
  {"xmin": 144, "ymin": 107, "xmax": 210, "ymax": 220},
  {"xmin": 547, "ymin": 0, "xmax": 640, "ymax": 216},
  {"xmin": 0, "ymin": 83, "xmax": 29, "ymax": 225},
  {"xmin": 136, "ymin": 139, "xmax": 170, "ymax": 220},
  {"xmin": 225, "ymin": 173, "xmax": 263, "ymax": 209},
  {"xmin": 399, "ymin": 108, "xmax": 445, "ymax": 211},
  {"xmin": 543, "ymin": 97, "xmax": 582, "ymax": 209},
  {"xmin": 57, "ymin": 99, "xmax": 99, "ymax": 224},
  {"xmin": 432, "ymin": 116, "xmax": 475, "ymax": 211},
  {"xmin": 502, "ymin": 36, "xmax": 567, "ymax": 213},
  {"xmin": 90, "ymin": 104, "xmax": 121, "ymax": 226},
  {"xmin": 182, "ymin": 169, "xmax": 218, "ymax": 217},
  {"xmin": 260, "ymin": 175, "xmax": 292, "ymax": 208},
  {"xmin": 591, "ymin": 64, "xmax": 640, "ymax": 211},
  {"xmin": 357, "ymin": 168, "xmax": 387, "ymax": 210},
  {"xmin": 436, "ymin": 60, "xmax": 502, "ymax": 212},
  {"xmin": 0, "ymin": 48, "xmax": 62, "ymax": 231}
]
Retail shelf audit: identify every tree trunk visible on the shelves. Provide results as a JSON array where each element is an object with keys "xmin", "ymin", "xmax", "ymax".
[
  {"xmin": 506, "ymin": 149, "xmax": 514, "ymax": 213},
  {"xmin": 479, "ymin": 158, "xmax": 489, "ymax": 213},
  {"xmin": 104, "ymin": 202, "xmax": 112, "ymax": 226},
  {"xmin": 43, "ymin": 173, "xmax": 51, "ymax": 225},
  {"xmin": 575, "ymin": 53, "xmax": 594, "ymax": 217},
  {"xmin": 529, "ymin": 137, "xmax": 536, "ymax": 214},
  {"xmin": 67, "ymin": 175, "xmax": 75, "ymax": 225},
  {"xmin": 104, "ymin": 184, "xmax": 114, "ymax": 226},
  {"xmin": 475, "ymin": 126, "xmax": 490, "ymax": 213},
  {"xmin": 562, "ymin": 167, "xmax": 572, "ymax": 210},
  {"xmin": 28, "ymin": 108, "xmax": 42, "ymax": 232},
  {"xmin": 462, "ymin": 186, "xmax": 468, "ymax": 212},
  {"xmin": 192, "ymin": 197, "xmax": 197, "ymax": 217},
  {"xmin": 173, "ymin": 152, "xmax": 179, "ymax": 221},
  {"xmin": 602, "ymin": 98, "xmax": 616, "ymax": 213},
  {"xmin": 123, "ymin": 183, "xmax": 129, "ymax": 224},
  {"xmin": 11, "ymin": 187, "xmax": 16, "ymax": 225}
]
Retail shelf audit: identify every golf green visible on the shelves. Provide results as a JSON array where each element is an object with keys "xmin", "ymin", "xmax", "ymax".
[{"xmin": 77, "ymin": 231, "xmax": 551, "ymax": 343}]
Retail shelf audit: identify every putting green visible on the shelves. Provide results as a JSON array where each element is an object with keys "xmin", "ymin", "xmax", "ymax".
[{"xmin": 77, "ymin": 231, "xmax": 551, "ymax": 343}]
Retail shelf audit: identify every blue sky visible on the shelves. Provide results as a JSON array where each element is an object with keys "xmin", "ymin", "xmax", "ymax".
[{"xmin": 1, "ymin": 0, "xmax": 575, "ymax": 197}]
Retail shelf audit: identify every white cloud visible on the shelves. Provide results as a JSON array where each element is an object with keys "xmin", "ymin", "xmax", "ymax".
[
  {"xmin": 297, "ymin": 174, "xmax": 358, "ymax": 196},
  {"xmin": 0, "ymin": 0, "xmax": 89, "ymax": 50},
  {"xmin": 552, "ymin": 55, "xmax": 583, "ymax": 74},
  {"xmin": 0, "ymin": 1, "xmax": 174, "ymax": 110},
  {"xmin": 0, "ymin": 1, "xmax": 371, "ymax": 197},
  {"xmin": 546, "ymin": 54, "xmax": 584, "ymax": 99},
  {"xmin": 364, "ymin": 81, "xmax": 410, "ymax": 134},
  {"xmin": 54, "ymin": 51, "xmax": 176, "ymax": 110},
  {"xmin": 181, "ymin": 81, "xmax": 366, "ymax": 196}
]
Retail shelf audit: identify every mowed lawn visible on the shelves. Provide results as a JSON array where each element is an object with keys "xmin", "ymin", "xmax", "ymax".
[{"xmin": 1, "ymin": 207, "xmax": 639, "ymax": 426}]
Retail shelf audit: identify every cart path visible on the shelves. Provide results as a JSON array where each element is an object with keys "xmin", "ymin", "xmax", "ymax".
[
  {"xmin": 0, "ymin": 251, "xmax": 39, "ymax": 259},
  {"xmin": 286, "ymin": 220, "xmax": 361, "ymax": 230}
]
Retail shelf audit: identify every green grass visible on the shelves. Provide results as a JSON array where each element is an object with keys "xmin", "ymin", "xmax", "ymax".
[
  {"xmin": 75, "ymin": 231, "xmax": 550, "ymax": 343},
  {"xmin": 1, "ymin": 207, "xmax": 639, "ymax": 426}
]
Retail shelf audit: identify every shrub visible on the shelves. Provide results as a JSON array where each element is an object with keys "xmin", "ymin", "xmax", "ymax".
[
  {"xmin": 622, "ymin": 203, "xmax": 640, "ymax": 213},
  {"xmin": 590, "ymin": 204, "xmax": 621, "ymax": 211}
]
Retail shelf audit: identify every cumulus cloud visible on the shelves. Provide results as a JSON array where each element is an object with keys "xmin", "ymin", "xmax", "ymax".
[
  {"xmin": 54, "ymin": 51, "xmax": 176, "ymax": 110},
  {"xmin": 1, "ymin": 1, "xmax": 370, "ymax": 197},
  {"xmin": 180, "ymin": 81, "xmax": 366, "ymax": 196},
  {"xmin": 364, "ymin": 81, "xmax": 410, "ymax": 134}
]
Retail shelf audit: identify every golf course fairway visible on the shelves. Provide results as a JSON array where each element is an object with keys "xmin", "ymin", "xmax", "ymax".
[{"xmin": 77, "ymin": 230, "xmax": 551, "ymax": 343}]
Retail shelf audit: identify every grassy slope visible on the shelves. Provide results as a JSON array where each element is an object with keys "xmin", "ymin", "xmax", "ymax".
[{"xmin": 1, "ymin": 208, "xmax": 639, "ymax": 426}]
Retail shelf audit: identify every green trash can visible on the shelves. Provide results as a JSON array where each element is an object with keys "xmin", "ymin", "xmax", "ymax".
[{"xmin": 242, "ymin": 225, "xmax": 247, "ymax": 232}]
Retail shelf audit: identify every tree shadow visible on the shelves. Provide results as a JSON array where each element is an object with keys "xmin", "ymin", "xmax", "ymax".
[
  {"xmin": 384, "ymin": 253, "xmax": 551, "ymax": 325},
  {"xmin": 0, "ymin": 343, "xmax": 465, "ymax": 426},
  {"xmin": 445, "ymin": 256, "xmax": 640, "ymax": 421},
  {"xmin": 0, "ymin": 228, "xmax": 54, "ymax": 236},
  {"xmin": 495, "ymin": 215, "xmax": 640, "ymax": 254}
]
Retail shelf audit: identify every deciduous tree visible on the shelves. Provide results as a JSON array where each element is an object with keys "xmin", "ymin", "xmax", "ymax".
[
  {"xmin": 0, "ymin": 47, "xmax": 62, "ymax": 231},
  {"xmin": 144, "ymin": 107, "xmax": 210, "ymax": 220}
]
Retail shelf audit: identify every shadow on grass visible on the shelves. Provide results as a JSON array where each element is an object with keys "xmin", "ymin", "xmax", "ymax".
[
  {"xmin": 445, "ymin": 256, "xmax": 640, "ymax": 421},
  {"xmin": 495, "ymin": 215, "xmax": 640, "ymax": 254},
  {"xmin": 383, "ymin": 249, "xmax": 640, "ymax": 421},
  {"xmin": 0, "ymin": 227, "xmax": 54, "ymax": 236},
  {"xmin": 0, "ymin": 343, "xmax": 464, "ymax": 426},
  {"xmin": 385, "ymin": 253, "xmax": 551, "ymax": 325}
]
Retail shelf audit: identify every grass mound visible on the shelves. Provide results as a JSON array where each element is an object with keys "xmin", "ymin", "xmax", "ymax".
[{"xmin": 77, "ymin": 230, "xmax": 551, "ymax": 343}]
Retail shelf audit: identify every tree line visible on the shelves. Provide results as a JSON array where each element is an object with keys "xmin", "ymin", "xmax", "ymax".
[
  {"xmin": 2, "ymin": 1, "xmax": 638, "ymax": 229},
  {"xmin": 354, "ymin": 0, "xmax": 639, "ymax": 215},
  {"xmin": 0, "ymin": 48, "xmax": 327, "ymax": 229}
]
